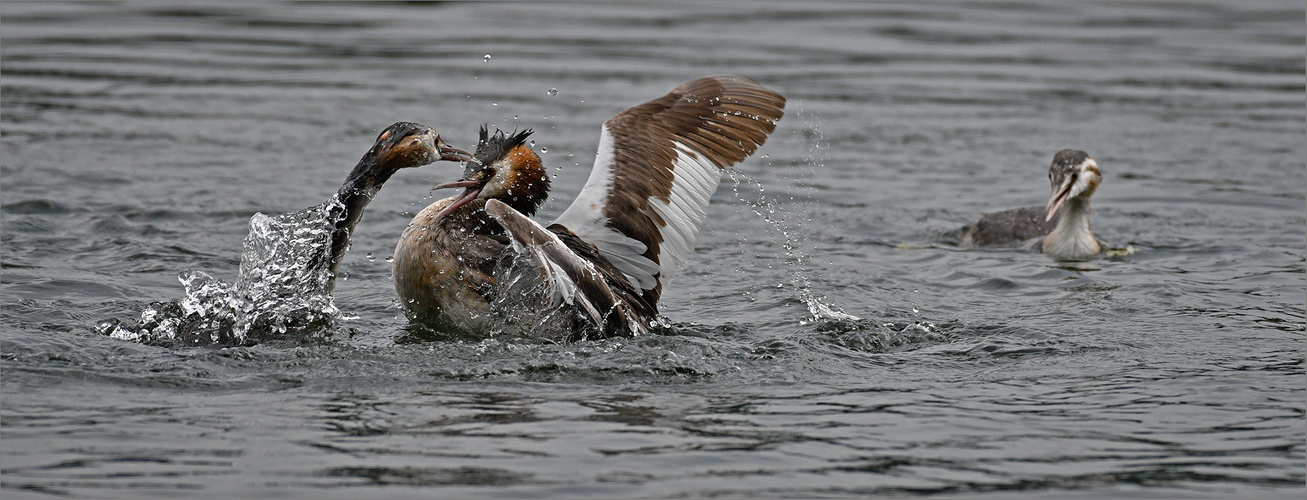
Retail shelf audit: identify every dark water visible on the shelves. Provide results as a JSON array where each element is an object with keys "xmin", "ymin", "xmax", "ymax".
[{"xmin": 3, "ymin": 2, "xmax": 1304, "ymax": 498}]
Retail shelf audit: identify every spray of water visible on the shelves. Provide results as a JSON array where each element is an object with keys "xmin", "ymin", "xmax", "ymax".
[
  {"xmin": 727, "ymin": 107, "xmax": 860, "ymax": 327},
  {"xmin": 100, "ymin": 198, "xmax": 346, "ymax": 345}
]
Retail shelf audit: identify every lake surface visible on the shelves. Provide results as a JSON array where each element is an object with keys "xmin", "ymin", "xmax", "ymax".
[{"xmin": 2, "ymin": 2, "xmax": 1304, "ymax": 498}]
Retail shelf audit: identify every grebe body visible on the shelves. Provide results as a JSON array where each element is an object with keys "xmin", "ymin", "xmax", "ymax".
[{"xmin": 394, "ymin": 75, "xmax": 785, "ymax": 339}]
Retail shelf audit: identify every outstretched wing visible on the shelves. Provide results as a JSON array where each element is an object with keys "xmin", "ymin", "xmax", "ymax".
[{"xmin": 551, "ymin": 75, "xmax": 785, "ymax": 305}]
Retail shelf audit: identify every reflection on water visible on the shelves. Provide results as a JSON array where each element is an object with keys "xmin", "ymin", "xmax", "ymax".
[{"xmin": 2, "ymin": 1, "xmax": 1303, "ymax": 498}]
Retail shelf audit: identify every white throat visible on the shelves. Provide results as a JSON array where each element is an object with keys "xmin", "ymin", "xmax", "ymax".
[{"xmin": 1042, "ymin": 198, "xmax": 1100, "ymax": 260}]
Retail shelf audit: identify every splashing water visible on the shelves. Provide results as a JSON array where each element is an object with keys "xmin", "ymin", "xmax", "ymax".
[
  {"xmin": 482, "ymin": 251, "xmax": 594, "ymax": 340},
  {"xmin": 728, "ymin": 169, "xmax": 858, "ymax": 325},
  {"xmin": 728, "ymin": 109, "xmax": 860, "ymax": 326},
  {"xmin": 100, "ymin": 198, "xmax": 346, "ymax": 345}
]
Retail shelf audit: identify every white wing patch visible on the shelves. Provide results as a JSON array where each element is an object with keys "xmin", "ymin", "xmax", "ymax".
[
  {"xmin": 647, "ymin": 141, "xmax": 723, "ymax": 285},
  {"xmin": 554, "ymin": 125, "xmax": 657, "ymax": 291},
  {"xmin": 515, "ymin": 237, "xmax": 604, "ymax": 324},
  {"xmin": 554, "ymin": 134, "xmax": 728, "ymax": 294},
  {"xmin": 550, "ymin": 75, "xmax": 784, "ymax": 300}
]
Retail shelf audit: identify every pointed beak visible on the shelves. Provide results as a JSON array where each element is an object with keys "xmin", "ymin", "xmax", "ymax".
[
  {"xmin": 431, "ymin": 177, "xmax": 485, "ymax": 220},
  {"xmin": 436, "ymin": 138, "xmax": 473, "ymax": 163},
  {"xmin": 1045, "ymin": 178, "xmax": 1075, "ymax": 222},
  {"xmin": 431, "ymin": 179, "xmax": 482, "ymax": 190}
]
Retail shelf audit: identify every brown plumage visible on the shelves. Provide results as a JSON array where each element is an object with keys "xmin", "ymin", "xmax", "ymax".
[
  {"xmin": 394, "ymin": 76, "xmax": 785, "ymax": 339},
  {"xmin": 393, "ymin": 128, "xmax": 541, "ymax": 330},
  {"xmin": 392, "ymin": 197, "xmax": 506, "ymax": 330},
  {"xmin": 598, "ymin": 76, "xmax": 786, "ymax": 305}
]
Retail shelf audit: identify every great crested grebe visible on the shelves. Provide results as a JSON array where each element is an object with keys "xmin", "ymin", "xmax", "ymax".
[
  {"xmin": 960, "ymin": 149, "xmax": 1105, "ymax": 260},
  {"xmin": 393, "ymin": 75, "xmax": 785, "ymax": 339},
  {"xmin": 326, "ymin": 122, "xmax": 471, "ymax": 291}
]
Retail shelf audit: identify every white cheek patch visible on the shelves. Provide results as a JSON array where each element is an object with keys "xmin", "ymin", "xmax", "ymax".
[{"xmin": 478, "ymin": 162, "xmax": 514, "ymax": 200}]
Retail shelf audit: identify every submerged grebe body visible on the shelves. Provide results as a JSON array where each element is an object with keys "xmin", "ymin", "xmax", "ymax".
[
  {"xmin": 960, "ymin": 149, "xmax": 1105, "ymax": 260},
  {"xmin": 393, "ymin": 75, "xmax": 786, "ymax": 339}
]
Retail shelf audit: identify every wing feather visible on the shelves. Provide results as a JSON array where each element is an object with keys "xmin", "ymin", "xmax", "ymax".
[
  {"xmin": 553, "ymin": 75, "xmax": 785, "ymax": 305},
  {"xmin": 484, "ymin": 199, "xmax": 648, "ymax": 338}
]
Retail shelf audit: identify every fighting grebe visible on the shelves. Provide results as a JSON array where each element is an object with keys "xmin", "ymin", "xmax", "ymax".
[
  {"xmin": 393, "ymin": 75, "xmax": 785, "ymax": 339},
  {"xmin": 960, "ymin": 149, "xmax": 1105, "ymax": 260},
  {"xmin": 327, "ymin": 122, "xmax": 471, "ymax": 291}
]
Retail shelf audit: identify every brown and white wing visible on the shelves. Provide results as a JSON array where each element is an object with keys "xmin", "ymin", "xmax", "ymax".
[
  {"xmin": 485, "ymin": 199, "xmax": 646, "ymax": 338},
  {"xmin": 551, "ymin": 75, "xmax": 785, "ymax": 304}
]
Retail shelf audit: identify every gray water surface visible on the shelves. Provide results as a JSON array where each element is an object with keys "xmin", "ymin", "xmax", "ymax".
[{"xmin": 3, "ymin": 2, "xmax": 1304, "ymax": 498}]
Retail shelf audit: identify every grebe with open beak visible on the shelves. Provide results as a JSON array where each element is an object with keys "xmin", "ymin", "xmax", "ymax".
[
  {"xmin": 326, "ymin": 122, "xmax": 471, "ymax": 291},
  {"xmin": 960, "ymin": 149, "xmax": 1105, "ymax": 261},
  {"xmin": 393, "ymin": 75, "xmax": 785, "ymax": 339}
]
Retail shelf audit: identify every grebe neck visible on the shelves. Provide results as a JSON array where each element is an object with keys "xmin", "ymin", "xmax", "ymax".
[{"xmin": 1043, "ymin": 197, "xmax": 1099, "ymax": 260}]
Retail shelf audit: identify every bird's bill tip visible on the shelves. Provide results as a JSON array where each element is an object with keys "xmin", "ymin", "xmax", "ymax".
[
  {"xmin": 1045, "ymin": 183, "xmax": 1072, "ymax": 221},
  {"xmin": 438, "ymin": 143, "xmax": 474, "ymax": 162},
  {"xmin": 433, "ymin": 186, "xmax": 482, "ymax": 220}
]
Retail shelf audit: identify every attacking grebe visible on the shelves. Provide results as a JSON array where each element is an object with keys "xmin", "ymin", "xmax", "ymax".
[
  {"xmin": 327, "ymin": 122, "xmax": 471, "ymax": 291},
  {"xmin": 393, "ymin": 75, "xmax": 786, "ymax": 339},
  {"xmin": 960, "ymin": 149, "xmax": 1105, "ymax": 260}
]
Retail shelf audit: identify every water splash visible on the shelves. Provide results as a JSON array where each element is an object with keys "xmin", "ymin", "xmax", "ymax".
[
  {"xmin": 731, "ymin": 106, "xmax": 862, "ymax": 326},
  {"xmin": 729, "ymin": 169, "xmax": 859, "ymax": 325},
  {"xmin": 100, "ymin": 198, "xmax": 346, "ymax": 345},
  {"xmin": 480, "ymin": 248, "xmax": 620, "ymax": 341},
  {"xmin": 728, "ymin": 107, "xmax": 860, "ymax": 326}
]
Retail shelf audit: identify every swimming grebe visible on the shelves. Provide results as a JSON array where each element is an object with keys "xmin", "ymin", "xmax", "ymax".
[
  {"xmin": 327, "ymin": 121, "xmax": 471, "ymax": 290},
  {"xmin": 393, "ymin": 75, "xmax": 785, "ymax": 339},
  {"xmin": 960, "ymin": 149, "xmax": 1105, "ymax": 260}
]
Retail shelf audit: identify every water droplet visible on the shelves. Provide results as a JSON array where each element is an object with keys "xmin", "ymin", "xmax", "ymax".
[
  {"xmin": 483, "ymin": 54, "xmax": 492, "ymax": 62},
  {"xmin": 529, "ymin": 140, "xmax": 536, "ymax": 147},
  {"xmin": 366, "ymin": 252, "xmax": 374, "ymax": 261},
  {"xmin": 384, "ymin": 255, "xmax": 394, "ymax": 263},
  {"xmin": 540, "ymin": 147, "xmax": 547, "ymax": 153},
  {"xmin": 491, "ymin": 101, "xmax": 498, "ymax": 106},
  {"xmin": 547, "ymin": 88, "xmax": 558, "ymax": 96}
]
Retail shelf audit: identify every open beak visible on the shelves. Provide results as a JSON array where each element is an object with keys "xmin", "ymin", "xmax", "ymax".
[
  {"xmin": 437, "ymin": 139, "xmax": 473, "ymax": 163},
  {"xmin": 432, "ymin": 178, "xmax": 484, "ymax": 220},
  {"xmin": 1045, "ymin": 177, "xmax": 1075, "ymax": 222}
]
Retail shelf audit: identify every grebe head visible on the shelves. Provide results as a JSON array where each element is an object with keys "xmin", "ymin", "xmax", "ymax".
[
  {"xmin": 344, "ymin": 122, "xmax": 472, "ymax": 190},
  {"xmin": 431, "ymin": 126, "xmax": 549, "ymax": 220},
  {"xmin": 1045, "ymin": 149, "xmax": 1101, "ymax": 221},
  {"xmin": 364, "ymin": 121, "xmax": 473, "ymax": 169}
]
